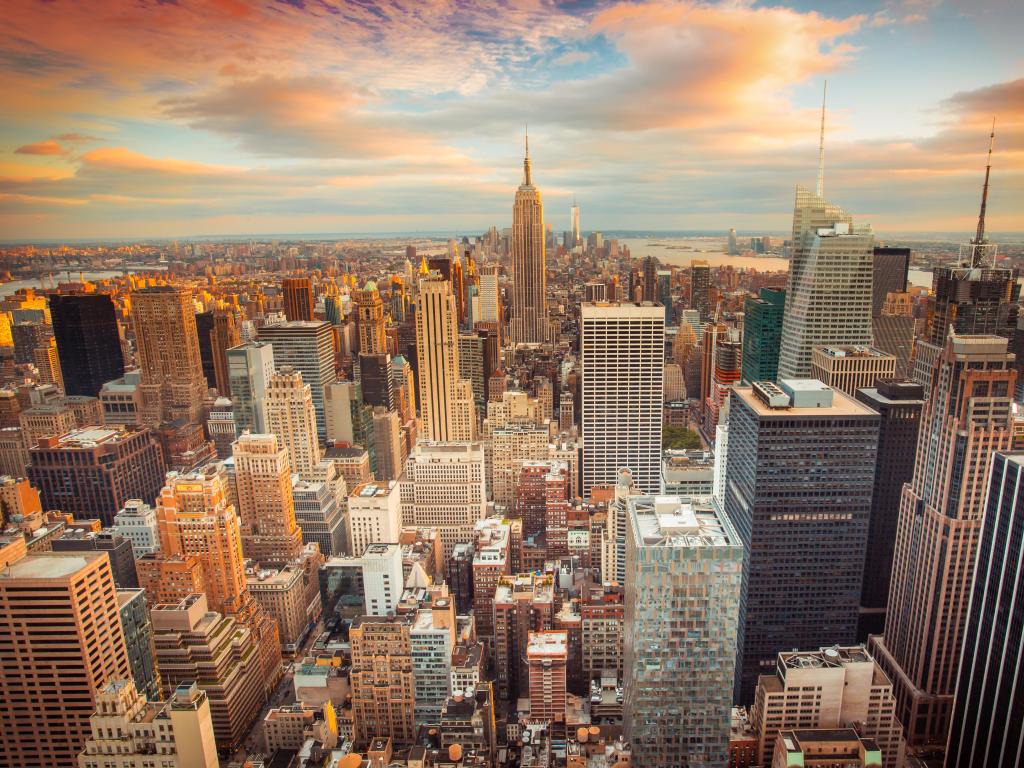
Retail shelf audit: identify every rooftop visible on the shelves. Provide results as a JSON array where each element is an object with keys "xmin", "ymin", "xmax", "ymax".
[
  {"xmin": 0, "ymin": 552, "xmax": 97, "ymax": 580},
  {"xmin": 813, "ymin": 344, "xmax": 892, "ymax": 359},
  {"xmin": 738, "ymin": 381, "xmax": 876, "ymax": 417},
  {"xmin": 628, "ymin": 495, "xmax": 740, "ymax": 550}
]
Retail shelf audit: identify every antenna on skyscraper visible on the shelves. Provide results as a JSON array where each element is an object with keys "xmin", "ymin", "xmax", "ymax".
[
  {"xmin": 974, "ymin": 118, "xmax": 996, "ymax": 248},
  {"xmin": 816, "ymin": 80, "xmax": 827, "ymax": 198},
  {"xmin": 523, "ymin": 124, "xmax": 532, "ymax": 186}
]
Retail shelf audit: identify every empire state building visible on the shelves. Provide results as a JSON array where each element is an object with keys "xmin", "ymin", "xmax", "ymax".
[{"xmin": 510, "ymin": 132, "xmax": 548, "ymax": 344}]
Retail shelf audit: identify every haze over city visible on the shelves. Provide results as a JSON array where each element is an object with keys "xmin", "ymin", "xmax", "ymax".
[{"xmin": 2, "ymin": 0, "xmax": 1022, "ymax": 240}]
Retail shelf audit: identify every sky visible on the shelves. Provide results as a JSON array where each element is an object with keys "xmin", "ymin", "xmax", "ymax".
[{"xmin": 1, "ymin": 0, "xmax": 1022, "ymax": 240}]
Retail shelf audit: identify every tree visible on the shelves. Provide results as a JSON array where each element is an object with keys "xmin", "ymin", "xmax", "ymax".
[{"xmin": 663, "ymin": 425, "xmax": 702, "ymax": 450}]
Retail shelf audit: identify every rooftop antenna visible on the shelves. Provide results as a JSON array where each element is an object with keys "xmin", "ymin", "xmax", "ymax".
[
  {"xmin": 816, "ymin": 80, "xmax": 827, "ymax": 198},
  {"xmin": 974, "ymin": 117, "xmax": 996, "ymax": 248},
  {"xmin": 523, "ymin": 124, "xmax": 532, "ymax": 186}
]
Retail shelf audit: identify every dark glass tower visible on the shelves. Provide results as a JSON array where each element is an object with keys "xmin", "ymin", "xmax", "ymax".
[
  {"xmin": 854, "ymin": 379, "xmax": 924, "ymax": 641},
  {"xmin": 194, "ymin": 310, "xmax": 217, "ymax": 389},
  {"xmin": 725, "ymin": 379, "xmax": 879, "ymax": 703},
  {"xmin": 740, "ymin": 288, "xmax": 785, "ymax": 384},
  {"xmin": 947, "ymin": 451, "xmax": 1024, "ymax": 767},
  {"xmin": 49, "ymin": 293, "xmax": 125, "ymax": 397}
]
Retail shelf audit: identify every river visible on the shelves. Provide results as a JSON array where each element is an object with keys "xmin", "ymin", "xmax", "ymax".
[{"xmin": 0, "ymin": 267, "xmax": 167, "ymax": 297}]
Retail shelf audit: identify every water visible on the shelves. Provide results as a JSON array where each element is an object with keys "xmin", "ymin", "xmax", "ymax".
[
  {"xmin": 0, "ymin": 267, "xmax": 166, "ymax": 297},
  {"xmin": 619, "ymin": 237, "xmax": 789, "ymax": 272}
]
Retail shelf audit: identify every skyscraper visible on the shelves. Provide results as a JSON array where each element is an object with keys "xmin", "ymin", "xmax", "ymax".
[
  {"xmin": 777, "ymin": 188, "xmax": 874, "ymax": 379},
  {"xmin": 282, "ymin": 276, "xmax": 315, "ymax": 322},
  {"xmin": 581, "ymin": 301, "xmax": 664, "ymax": 495},
  {"xmin": 854, "ymin": 379, "xmax": 924, "ymax": 640},
  {"xmin": 132, "ymin": 286, "xmax": 209, "ymax": 425},
  {"xmin": 725, "ymin": 379, "xmax": 879, "ymax": 702},
  {"xmin": 642, "ymin": 255, "xmax": 657, "ymax": 303},
  {"xmin": 727, "ymin": 228, "xmax": 738, "ymax": 256},
  {"xmin": 259, "ymin": 320, "xmax": 335, "ymax": 438},
  {"xmin": 947, "ymin": 451, "xmax": 1024, "ymax": 768},
  {"xmin": 415, "ymin": 274, "xmax": 476, "ymax": 442},
  {"xmin": 265, "ymin": 366, "xmax": 322, "ymax": 478},
  {"xmin": 227, "ymin": 340, "xmax": 275, "ymax": 434},
  {"xmin": 690, "ymin": 260, "xmax": 710, "ymax": 321},
  {"xmin": 509, "ymin": 132, "xmax": 547, "ymax": 344},
  {"xmin": 570, "ymin": 196, "xmax": 581, "ymax": 247},
  {"xmin": 871, "ymin": 246, "xmax": 910, "ymax": 318},
  {"xmin": 870, "ymin": 333, "xmax": 1016, "ymax": 746},
  {"xmin": 349, "ymin": 614, "xmax": 417, "ymax": 748},
  {"xmin": 354, "ymin": 280, "xmax": 387, "ymax": 355},
  {"xmin": 623, "ymin": 495, "xmax": 743, "ymax": 768},
  {"xmin": 479, "ymin": 265, "xmax": 501, "ymax": 325},
  {"xmin": 0, "ymin": 551, "xmax": 131, "ymax": 767},
  {"xmin": 211, "ymin": 309, "xmax": 240, "ymax": 396},
  {"xmin": 49, "ymin": 293, "xmax": 124, "ymax": 398},
  {"xmin": 741, "ymin": 288, "xmax": 785, "ymax": 383},
  {"xmin": 233, "ymin": 432, "xmax": 304, "ymax": 566}
]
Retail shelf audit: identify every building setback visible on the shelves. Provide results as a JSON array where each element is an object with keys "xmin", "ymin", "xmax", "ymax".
[
  {"xmin": 724, "ymin": 380, "xmax": 879, "ymax": 702},
  {"xmin": 870, "ymin": 334, "xmax": 1016, "ymax": 747}
]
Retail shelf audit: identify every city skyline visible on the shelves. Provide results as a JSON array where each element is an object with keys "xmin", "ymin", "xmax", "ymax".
[{"xmin": 2, "ymin": 0, "xmax": 1021, "ymax": 240}]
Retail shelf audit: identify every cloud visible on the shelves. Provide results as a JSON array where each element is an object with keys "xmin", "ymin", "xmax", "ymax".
[
  {"xmin": 552, "ymin": 50, "xmax": 593, "ymax": 67},
  {"xmin": 54, "ymin": 133, "xmax": 102, "ymax": 143},
  {"xmin": 14, "ymin": 140, "xmax": 66, "ymax": 156}
]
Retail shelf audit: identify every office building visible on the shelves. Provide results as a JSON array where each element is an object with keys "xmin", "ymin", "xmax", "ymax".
[
  {"xmin": 132, "ymin": 286, "xmax": 209, "ymax": 426},
  {"xmin": 741, "ymin": 288, "xmax": 785, "ymax": 383},
  {"xmin": 195, "ymin": 311, "xmax": 216, "ymax": 387},
  {"xmin": 19, "ymin": 402, "xmax": 77, "ymax": 448},
  {"xmin": 258, "ymin": 320, "xmax": 335, "ymax": 438},
  {"xmin": 292, "ymin": 476, "xmax": 346, "ymax": 557},
  {"xmin": 772, "ymin": 730, "xmax": 884, "ymax": 768},
  {"xmin": 810, "ymin": 345, "xmax": 897, "ymax": 396},
  {"xmin": 151, "ymin": 594, "xmax": 266, "ymax": 752},
  {"xmin": 359, "ymin": 542, "xmax": 404, "ymax": 616},
  {"xmin": 349, "ymin": 613, "xmax": 417, "ymax": 747},
  {"xmin": 112, "ymin": 499, "xmax": 160, "ymax": 556},
  {"xmin": 778, "ymin": 187, "xmax": 874, "ymax": 379},
  {"xmin": 872, "ymin": 247, "xmax": 910, "ymax": 317},
  {"xmin": 0, "ymin": 551, "xmax": 131, "ymax": 767},
  {"xmin": 210, "ymin": 310, "xmax": 240, "ymax": 396},
  {"xmin": 27, "ymin": 426, "xmax": 165, "ymax": 526},
  {"xmin": 347, "ymin": 481, "xmax": 402, "ymax": 558},
  {"xmin": 854, "ymin": 381, "xmax": 924, "ymax": 640},
  {"xmin": 265, "ymin": 366, "xmax": 321, "ymax": 477},
  {"xmin": 947, "ymin": 451, "xmax": 1024, "ymax": 768},
  {"xmin": 928, "ymin": 266, "xmax": 1019, "ymax": 347},
  {"xmin": 870, "ymin": 334, "xmax": 1016, "ymax": 746},
  {"xmin": 623, "ymin": 495, "xmax": 743, "ymax": 768},
  {"xmin": 33, "ymin": 336, "xmax": 63, "ymax": 389},
  {"xmin": 52, "ymin": 529, "xmax": 139, "ymax": 589},
  {"xmin": 725, "ymin": 380, "xmax": 879, "ymax": 702},
  {"xmin": 410, "ymin": 592, "xmax": 457, "ymax": 725},
  {"xmin": 509, "ymin": 134, "xmax": 547, "ymax": 344},
  {"xmin": 227, "ymin": 341, "xmax": 275, "ymax": 433},
  {"xmin": 750, "ymin": 646, "xmax": 905, "ymax": 768},
  {"xmin": 247, "ymin": 559, "xmax": 318, "ymax": 651},
  {"xmin": 400, "ymin": 442, "xmax": 488, "ymax": 555},
  {"xmin": 581, "ymin": 302, "xmax": 664, "ymax": 495},
  {"xmin": 354, "ymin": 280, "xmax": 387, "ymax": 354},
  {"xmin": 233, "ymin": 432, "xmax": 304, "ymax": 565},
  {"xmin": 99, "ymin": 370, "xmax": 144, "ymax": 427},
  {"xmin": 358, "ymin": 351, "xmax": 395, "ymax": 410},
  {"xmin": 78, "ymin": 680, "xmax": 219, "ymax": 768},
  {"xmin": 690, "ymin": 259, "xmax": 710, "ymax": 320},
  {"xmin": 117, "ymin": 587, "xmax": 161, "ymax": 701},
  {"xmin": 372, "ymin": 407, "xmax": 404, "ymax": 481},
  {"xmin": 493, "ymin": 572, "xmax": 555, "ymax": 701},
  {"xmin": 527, "ymin": 630, "xmax": 568, "ymax": 722},
  {"xmin": 479, "ymin": 265, "xmax": 501, "ymax": 325},
  {"xmin": 282, "ymin": 276, "xmax": 315, "ymax": 322},
  {"xmin": 416, "ymin": 273, "xmax": 477, "ymax": 442},
  {"xmin": 872, "ymin": 313, "xmax": 916, "ymax": 380},
  {"xmin": 49, "ymin": 293, "xmax": 124, "ymax": 398},
  {"xmin": 728, "ymin": 228, "xmax": 738, "ymax": 255}
]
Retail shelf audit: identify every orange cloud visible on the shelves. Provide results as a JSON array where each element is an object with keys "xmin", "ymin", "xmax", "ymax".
[{"xmin": 14, "ymin": 140, "xmax": 65, "ymax": 156}]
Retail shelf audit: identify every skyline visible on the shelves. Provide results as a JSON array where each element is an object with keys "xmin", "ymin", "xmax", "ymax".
[{"xmin": 2, "ymin": 0, "xmax": 1022, "ymax": 240}]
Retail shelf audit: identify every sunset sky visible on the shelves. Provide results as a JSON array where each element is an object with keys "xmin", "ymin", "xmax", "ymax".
[{"xmin": 2, "ymin": 0, "xmax": 1021, "ymax": 240}]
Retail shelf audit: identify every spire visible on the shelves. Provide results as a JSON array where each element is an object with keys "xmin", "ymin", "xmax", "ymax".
[
  {"xmin": 974, "ymin": 117, "xmax": 996, "ymax": 247},
  {"xmin": 523, "ymin": 124, "xmax": 532, "ymax": 186},
  {"xmin": 816, "ymin": 80, "xmax": 827, "ymax": 198}
]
